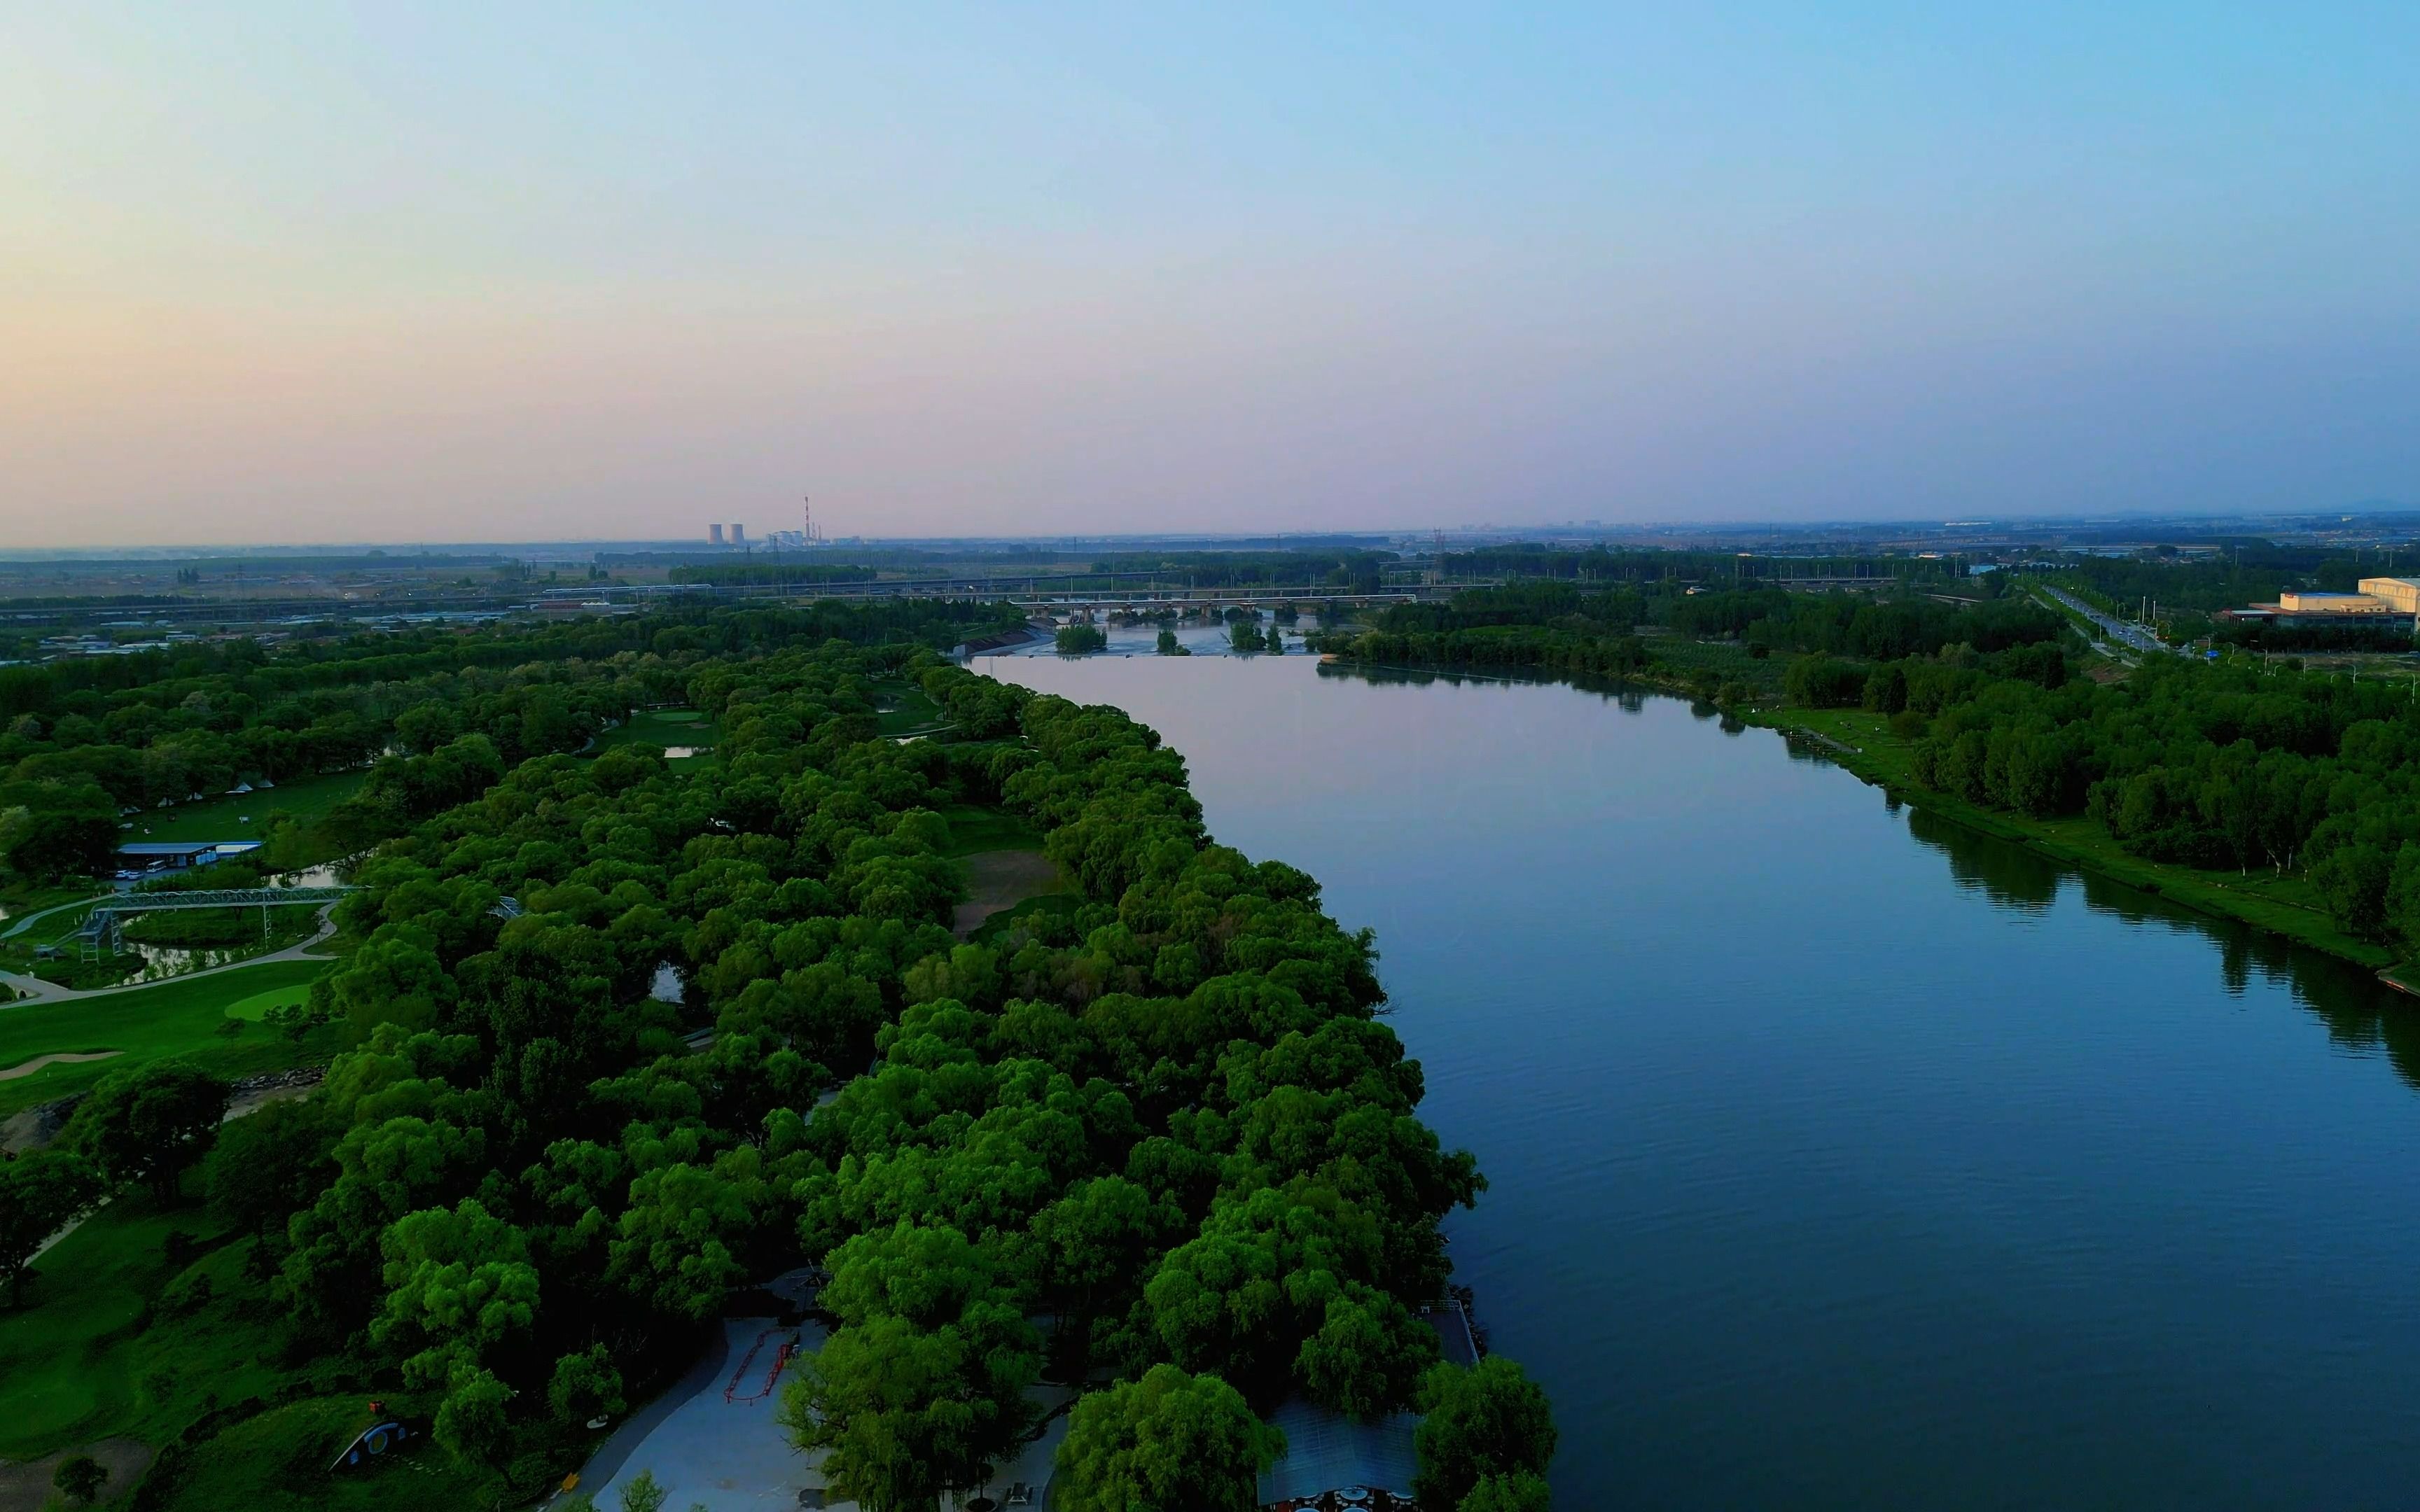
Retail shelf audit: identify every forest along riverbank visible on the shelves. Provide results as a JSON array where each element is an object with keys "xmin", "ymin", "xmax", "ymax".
[
  {"xmin": 1, "ymin": 626, "xmax": 1546, "ymax": 1512},
  {"xmin": 1323, "ymin": 651, "xmax": 2393, "ymax": 981},
  {"xmin": 1309, "ymin": 579, "xmax": 2419, "ymax": 984},
  {"xmin": 981, "ymin": 650, "xmax": 2420, "ymax": 1511},
  {"xmin": 1741, "ymin": 699, "xmax": 2398, "ymax": 979}
]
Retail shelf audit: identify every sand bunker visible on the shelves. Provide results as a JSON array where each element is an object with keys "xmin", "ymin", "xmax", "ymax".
[{"xmin": 0, "ymin": 1050, "xmax": 121, "ymax": 1083}]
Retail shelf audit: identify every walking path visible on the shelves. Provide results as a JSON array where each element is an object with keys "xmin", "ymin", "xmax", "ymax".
[
  {"xmin": 24, "ymin": 1070, "xmax": 324, "ymax": 1263},
  {"xmin": 0, "ymin": 893, "xmax": 106, "ymax": 941},
  {"xmin": 0, "ymin": 907, "xmax": 338, "ymax": 1008}
]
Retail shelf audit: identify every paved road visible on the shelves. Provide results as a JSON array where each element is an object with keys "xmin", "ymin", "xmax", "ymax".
[
  {"xmin": 2040, "ymin": 585, "xmax": 2169, "ymax": 655},
  {"xmin": 0, "ymin": 906, "xmax": 338, "ymax": 1007}
]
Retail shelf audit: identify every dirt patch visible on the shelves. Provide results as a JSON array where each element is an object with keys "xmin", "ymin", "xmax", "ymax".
[
  {"xmin": 227, "ymin": 1083, "xmax": 315, "ymax": 1120},
  {"xmin": 0, "ymin": 1050, "xmax": 120, "ymax": 1083},
  {"xmin": 0, "ymin": 1096, "xmax": 80, "ymax": 1156},
  {"xmin": 952, "ymin": 849, "xmax": 1066, "ymax": 939},
  {"xmin": 0, "ymin": 1437, "xmax": 154, "ymax": 1512}
]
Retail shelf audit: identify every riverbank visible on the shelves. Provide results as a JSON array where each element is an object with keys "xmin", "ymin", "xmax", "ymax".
[
  {"xmin": 988, "ymin": 646, "xmax": 2420, "ymax": 1507},
  {"xmin": 1326, "ymin": 645, "xmax": 2398, "ymax": 978},
  {"xmin": 1746, "ymin": 703, "xmax": 2400, "ymax": 976}
]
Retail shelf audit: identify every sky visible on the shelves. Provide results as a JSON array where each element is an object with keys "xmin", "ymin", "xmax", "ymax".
[{"xmin": 4, "ymin": 2, "xmax": 2417, "ymax": 547}]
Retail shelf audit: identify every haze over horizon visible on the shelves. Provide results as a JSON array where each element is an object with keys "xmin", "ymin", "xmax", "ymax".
[{"xmin": 6, "ymin": 3, "xmax": 2416, "ymax": 549}]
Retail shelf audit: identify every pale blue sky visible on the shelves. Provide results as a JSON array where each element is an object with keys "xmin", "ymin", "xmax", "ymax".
[{"xmin": 3, "ymin": 3, "xmax": 2415, "ymax": 544}]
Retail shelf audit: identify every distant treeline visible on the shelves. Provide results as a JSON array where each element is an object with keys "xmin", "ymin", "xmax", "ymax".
[
  {"xmin": 1320, "ymin": 587, "xmax": 2069, "ymax": 722},
  {"xmin": 1328, "ymin": 573, "xmax": 2420, "ymax": 960},
  {"xmin": 665, "ymin": 564, "xmax": 882, "ymax": 587},
  {"xmin": 1892, "ymin": 652, "xmax": 2420, "ymax": 956},
  {"xmin": 1365, "ymin": 581, "xmax": 2057, "ymax": 661},
  {"xmin": 1085, "ymin": 550, "xmax": 1397, "ymax": 592},
  {"xmin": 0, "ymin": 599, "xmax": 1022, "ymax": 880},
  {"xmin": 2214, "ymin": 620, "xmax": 2419, "ymax": 652},
  {"xmin": 0, "ymin": 553, "xmax": 504, "ymax": 578},
  {"xmin": 2061, "ymin": 548, "xmax": 2370, "ymax": 618},
  {"xmin": 1440, "ymin": 544, "xmax": 1979, "ymax": 584},
  {"xmin": 599, "ymin": 548, "xmax": 936, "ymax": 571}
]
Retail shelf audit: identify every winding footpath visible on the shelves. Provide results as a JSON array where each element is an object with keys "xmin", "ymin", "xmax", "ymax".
[
  {"xmin": 10, "ymin": 912, "xmax": 340, "ymax": 1267},
  {"xmin": 0, "ymin": 893, "xmax": 107, "ymax": 941}
]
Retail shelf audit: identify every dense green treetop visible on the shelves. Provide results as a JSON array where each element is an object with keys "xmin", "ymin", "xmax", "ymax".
[
  {"xmin": 67, "ymin": 1058, "xmax": 230, "ymax": 1200},
  {"xmin": 0, "ymin": 600, "xmax": 1018, "ymax": 877},
  {"xmin": 1054, "ymin": 1363, "xmax": 1282, "ymax": 1512},
  {"xmin": 20, "ymin": 612, "xmax": 1543, "ymax": 1506},
  {"xmin": 1414, "ymin": 1357, "xmax": 1559, "ymax": 1511},
  {"xmin": 0, "ymin": 1147, "xmax": 104, "ymax": 1308}
]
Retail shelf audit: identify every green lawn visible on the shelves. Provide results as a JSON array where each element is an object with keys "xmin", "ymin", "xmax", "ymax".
[
  {"xmin": 968, "ymin": 891, "xmax": 1083, "ymax": 946},
  {"xmin": 2, "ymin": 895, "xmax": 106, "ymax": 953},
  {"xmin": 0, "ymin": 883, "xmax": 104, "ymax": 932},
  {"xmin": 221, "ymin": 981, "xmax": 316, "ymax": 1022},
  {"xmin": 938, "ymin": 803, "xmax": 1043, "ymax": 857},
  {"xmin": 0, "ymin": 1191, "xmax": 293, "ymax": 1458},
  {"xmin": 874, "ymin": 682, "xmax": 947, "ymax": 737},
  {"xmin": 592, "ymin": 708, "xmax": 718, "ymax": 766},
  {"xmin": 0, "ymin": 960, "xmax": 335, "ymax": 1119},
  {"xmin": 0, "ymin": 1189, "xmax": 497, "ymax": 1511},
  {"xmin": 160, "ymin": 1395, "xmax": 499, "ymax": 1512},
  {"xmin": 132, "ymin": 771, "xmax": 367, "ymax": 846},
  {"xmin": 1657, "ymin": 639, "xmax": 1789, "ymax": 694}
]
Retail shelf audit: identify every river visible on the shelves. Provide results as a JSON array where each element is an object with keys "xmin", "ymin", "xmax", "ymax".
[{"xmin": 977, "ymin": 650, "xmax": 2420, "ymax": 1510}]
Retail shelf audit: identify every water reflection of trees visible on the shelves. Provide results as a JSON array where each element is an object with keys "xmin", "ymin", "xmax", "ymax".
[
  {"xmin": 1904, "ymin": 806, "xmax": 2420, "ymax": 1089},
  {"xmin": 1319, "ymin": 661, "xmax": 1697, "ymax": 722},
  {"xmin": 1320, "ymin": 658, "xmax": 2420, "ymax": 1090}
]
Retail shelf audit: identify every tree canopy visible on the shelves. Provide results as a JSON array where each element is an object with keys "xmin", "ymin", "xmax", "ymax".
[
  {"xmin": 1054, "ymin": 1364, "xmax": 1282, "ymax": 1512},
  {"xmin": 3, "ymin": 604, "xmax": 1544, "ymax": 1506},
  {"xmin": 1414, "ymin": 1358, "xmax": 1559, "ymax": 1510}
]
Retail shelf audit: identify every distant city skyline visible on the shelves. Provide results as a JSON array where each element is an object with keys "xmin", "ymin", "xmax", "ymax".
[{"xmin": 5, "ymin": 3, "xmax": 2417, "ymax": 547}]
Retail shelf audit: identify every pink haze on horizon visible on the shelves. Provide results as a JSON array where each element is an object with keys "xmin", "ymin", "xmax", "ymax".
[{"xmin": 4, "ymin": 4, "xmax": 2416, "ymax": 547}]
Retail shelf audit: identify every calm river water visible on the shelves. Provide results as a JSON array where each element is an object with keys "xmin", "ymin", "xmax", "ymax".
[{"xmin": 980, "ymin": 650, "xmax": 2420, "ymax": 1511}]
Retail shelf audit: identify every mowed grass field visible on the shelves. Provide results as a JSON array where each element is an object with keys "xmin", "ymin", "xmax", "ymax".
[
  {"xmin": 0, "ymin": 1192, "xmax": 291, "ymax": 1458},
  {"xmin": 0, "ymin": 955, "xmax": 483, "ymax": 1511},
  {"xmin": 592, "ymin": 708, "xmax": 718, "ymax": 766},
  {"xmin": 158, "ymin": 1395, "xmax": 494, "ymax": 1512},
  {"xmin": 938, "ymin": 802, "xmax": 1044, "ymax": 857},
  {"xmin": 131, "ymin": 771, "xmax": 368, "ymax": 846},
  {"xmin": 875, "ymin": 681, "xmax": 946, "ymax": 736},
  {"xmin": 0, "ymin": 1188, "xmax": 491, "ymax": 1512},
  {"xmin": 0, "ymin": 959, "xmax": 334, "ymax": 1119}
]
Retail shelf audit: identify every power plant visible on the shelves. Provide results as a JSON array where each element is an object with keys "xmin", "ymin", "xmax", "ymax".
[
  {"xmin": 710, "ymin": 500, "xmax": 823, "ymax": 551},
  {"xmin": 767, "ymin": 496, "xmax": 828, "ymax": 552}
]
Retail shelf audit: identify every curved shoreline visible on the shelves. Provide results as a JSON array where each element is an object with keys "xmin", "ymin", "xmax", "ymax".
[
  {"xmin": 1744, "ymin": 706, "xmax": 2399, "ymax": 983},
  {"xmin": 1325, "ymin": 652, "xmax": 2398, "ymax": 984}
]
